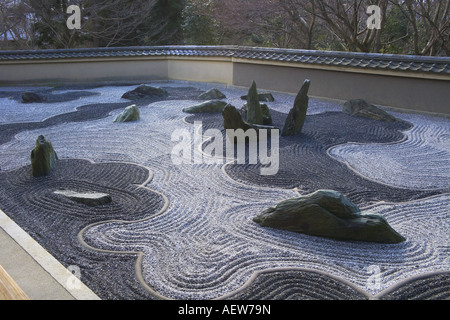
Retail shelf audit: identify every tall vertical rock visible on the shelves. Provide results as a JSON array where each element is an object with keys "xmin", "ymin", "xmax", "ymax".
[
  {"xmin": 281, "ymin": 80, "xmax": 311, "ymax": 136},
  {"xmin": 246, "ymin": 81, "xmax": 264, "ymax": 125},
  {"xmin": 30, "ymin": 135, "xmax": 58, "ymax": 177}
]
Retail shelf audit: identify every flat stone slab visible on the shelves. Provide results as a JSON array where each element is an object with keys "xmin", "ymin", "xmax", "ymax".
[
  {"xmin": 54, "ymin": 190, "xmax": 112, "ymax": 207},
  {"xmin": 183, "ymin": 100, "xmax": 228, "ymax": 113}
]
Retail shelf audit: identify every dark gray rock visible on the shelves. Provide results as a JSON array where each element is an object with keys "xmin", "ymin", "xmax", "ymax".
[
  {"xmin": 198, "ymin": 88, "xmax": 226, "ymax": 100},
  {"xmin": 183, "ymin": 100, "xmax": 228, "ymax": 114},
  {"xmin": 223, "ymin": 104, "xmax": 252, "ymax": 131},
  {"xmin": 281, "ymin": 79, "xmax": 310, "ymax": 136},
  {"xmin": 113, "ymin": 105, "xmax": 140, "ymax": 122},
  {"xmin": 30, "ymin": 135, "xmax": 57, "ymax": 177},
  {"xmin": 253, "ymin": 189, "xmax": 405, "ymax": 244},
  {"xmin": 241, "ymin": 93, "xmax": 275, "ymax": 102},
  {"xmin": 54, "ymin": 190, "xmax": 112, "ymax": 207},
  {"xmin": 121, "ymin": 85, "xmax": 168, "ymax": 100},
  {"xmin": 343, "ymin": 99, "xmax": 397, "ymax": 122},
  {"xmin": 241, "ymin": 103, "xmax": 273, "ymax": 125},
  {"xmin": 246, "ymin": 81, "xmax": 264, "ymax": 125},
  {"xmin": 22, "ymin": 92, "xmax": 44, "ymax": 103},
  {"xmin": 222, "ymin": 104, "xmax": 278, "ymax": 132}
]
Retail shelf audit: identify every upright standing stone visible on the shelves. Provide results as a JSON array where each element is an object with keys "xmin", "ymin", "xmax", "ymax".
[
  {"xmin": 30, "ymin": 135, "xmax": 57, "ymax": 177},
  {"xmin": 246, "ymin": 81, "xmax": 264, "ymax": 125},
  {"xmin": 281, "ymin": 80, "xmax": 311, "ymax": 136}
]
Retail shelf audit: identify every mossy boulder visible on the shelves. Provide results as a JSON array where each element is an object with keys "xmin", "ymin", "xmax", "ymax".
[
  {"xmin": 113, "ymin": 105, "xmax": 140, "ymax": 122},
  {"xmin": 30, "ymin": 135, "xmax": 57, "ymax": 177},
  {"xmin": 183, "ymin": 100, "xmax": 228, "ymax": 114},
  {"xmin": 343, "ymin": 99, "xmax": 397, "ymax": 122},
  {"xmin": 22, "ymin": 92, "xmax": 44, "ymax": 103},
  {"xmin": 254, "ymin": 190, "xmax": 405, "ymax": 244},
  {"xmin": 198, "ymin": 88, "xmax": 226, "ymax": 100},
  {"xmin": 121, "ymin": 85, "xmax": 168, "ymax": 100}
]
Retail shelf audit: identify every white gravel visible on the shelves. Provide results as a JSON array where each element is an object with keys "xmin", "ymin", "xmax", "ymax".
[{"xmin": 0, "ymin": 80, "xmax": 448, "ymax": 300}]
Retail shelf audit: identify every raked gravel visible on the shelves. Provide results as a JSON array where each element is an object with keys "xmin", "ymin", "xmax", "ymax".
[{"xmin": 0, "ymin": 81, "xmax": 448, "ymax": 299}]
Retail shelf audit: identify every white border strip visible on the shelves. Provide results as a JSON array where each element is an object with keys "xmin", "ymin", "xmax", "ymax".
[{"xmin": 0, "ymin": 208, "xmax": 100, "ymax": 300}]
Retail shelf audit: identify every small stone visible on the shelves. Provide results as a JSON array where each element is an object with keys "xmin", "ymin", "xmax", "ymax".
[
  {"xmin": 114, "ymin": 105, "xmax": 140, "ymax": 122},
  {"xmin": 281, "ymin": 79, "xmax": 310, "ymax": 136},
  {"xmin": 241, "ymin": 93, "xmax": 275, "ymax": 102},
  {"xmin": 22, "ymin": 92, "xmax": 44, "ymax": 103},
  {"xmin": 30, "ymin": 135, "xmax": 57, "ymax": 177},
  {"xmin": 121, "ymin": 85, "xmax": 168, "ymax": 100},
  {"xmin": 343, "ymin": 99, "xmax": 397, "ymax": 122},
  {"xmin": 183, "ymin": 100, "xmax": 228, "ymax": 113},
  {"xmin": 54, "ymin": 190, "xmax": 112, "ymax": 207},
  {"xmin": 198, "ymin": 88, "xmax": 226, "ymax": 100},
  {"xmin": 254, "ymin": 189, "xmax": 405, "ymax": 244}
]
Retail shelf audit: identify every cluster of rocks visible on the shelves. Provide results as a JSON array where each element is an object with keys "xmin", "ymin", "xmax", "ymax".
[
  {"xmin": 182, "ymin": 88, "xmax": 229, "ymax": 114},
  {"xmin": 218, "ymin": 79, "xmax": 312, "ymax": 138},
  {"xmin": 25, "ymin": 83, "xmax": 402, "ymax": 244},
  {"xmin": 187, "ymin": 80, "xmax": 400, "ymax": 244}
]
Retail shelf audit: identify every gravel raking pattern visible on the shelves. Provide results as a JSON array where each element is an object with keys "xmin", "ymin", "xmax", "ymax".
[{"xmin": 0, "ymin": 81, "xmax": 448, "ymax": 300}]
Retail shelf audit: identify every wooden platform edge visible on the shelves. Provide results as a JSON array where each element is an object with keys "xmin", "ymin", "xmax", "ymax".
[{"xmin": 0, "ymin": 265, "xmax": 29, "ymax": 300}]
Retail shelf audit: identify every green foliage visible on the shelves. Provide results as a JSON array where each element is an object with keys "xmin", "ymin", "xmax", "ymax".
[
  {"xmin": 182, "ymin": 1, "xmax": 219, "ymax": 45},
  {"xmin": 150, "ymin": 0, "xmax": 185, "ymax": 45},
  {"xmin": 2, "ymin": 0, "xmax": 447, "ymax": 56}
]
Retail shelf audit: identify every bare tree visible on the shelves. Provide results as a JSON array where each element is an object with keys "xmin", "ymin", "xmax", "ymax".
[
  {"xmin": 389, "ymin": 0, "xmax": 449, "ymax": 55},
  {"xmin": 83, "ymin": 0, "xmax": 164, "ymax": 47},
  {"xmin": 277, "ymin": 0, "xmax": 317, "ymax": 49},
  {"xmin": 26, "ymin": 0, "xmax": 169, "ymax": 48},
  {"xmin": 304, "ymin": 0, "xmax": 389, "ymax": 52},
  {"xmin": 0, "ymin": 0, "xmax": 34, "ymax": 49}
]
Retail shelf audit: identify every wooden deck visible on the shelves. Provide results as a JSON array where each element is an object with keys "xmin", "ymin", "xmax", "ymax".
[{"xmin": 0, "ymin": 265, "xmax": 29, "ymax": 300}]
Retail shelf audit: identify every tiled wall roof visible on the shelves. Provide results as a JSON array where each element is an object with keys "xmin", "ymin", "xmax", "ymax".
[{"xmin": 1, "ymin": 46, "xmax": 449, "ymax": 75}]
